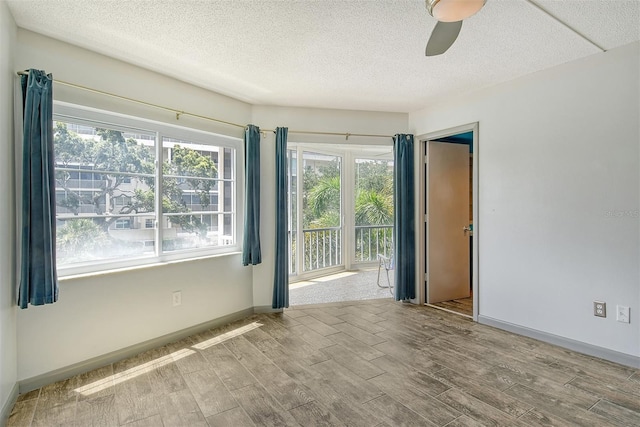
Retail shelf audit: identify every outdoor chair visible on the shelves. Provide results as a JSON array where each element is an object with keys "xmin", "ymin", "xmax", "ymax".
[{"xmin": 377, "ymin": 253, "xmax": 394, "ymax": 295}]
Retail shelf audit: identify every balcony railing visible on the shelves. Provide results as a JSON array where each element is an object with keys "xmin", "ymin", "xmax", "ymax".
[
  {"xmin": 289, "ymin": 225, "xmax": 393, "ymax": 275},
  {"xmin": 355, "ymin": 225, "xmax": 393, "ymax": 263},
  {"xmin": 302, "ymin": 227, "xmax": 341, "ymax": 272}
]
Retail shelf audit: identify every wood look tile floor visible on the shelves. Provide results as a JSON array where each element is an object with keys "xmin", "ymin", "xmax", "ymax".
[{"xmin": 8, "ymin": 299, "xmax": 640, "ymax": 427}]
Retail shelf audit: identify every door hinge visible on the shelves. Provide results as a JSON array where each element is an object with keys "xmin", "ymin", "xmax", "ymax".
[
  {"xmin": 424, "ymin": 273, "xmax": 428, "ymax": 282},
  {"xmin": 424, "ymin": 155, "xmax": 428, "ymax": 164},
  {"xmin": 424, "ymin": 214, "xmax": 428, "ymax": 223}
]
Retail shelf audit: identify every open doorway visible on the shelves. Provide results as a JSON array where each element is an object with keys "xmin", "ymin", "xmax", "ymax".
[{"xmin": 419, "ymin": 124, "xmax": 478, "ymax": 319}]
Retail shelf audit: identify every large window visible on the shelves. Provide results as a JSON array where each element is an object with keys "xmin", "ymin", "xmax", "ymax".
[{"xmin": 53, "ymin": 105, "xmax": 241, "ymax": 275}]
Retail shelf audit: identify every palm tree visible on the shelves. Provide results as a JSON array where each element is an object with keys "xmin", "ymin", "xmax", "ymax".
[
  {"xmin": 306, "ymin": 175, "xmax": 340, "ymax": 227},
  {"xmin": 355, "ymin": 189, "xmax": 393, "ymax": 226}
]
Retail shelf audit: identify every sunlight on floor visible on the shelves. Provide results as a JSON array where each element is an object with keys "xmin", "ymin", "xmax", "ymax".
[
  {"xmin": 192, "ymin": 322, "xmax": 263, "ymax": 350},
  {"xmin": 290, "ymin": 271, "xmax": 359, "ymax": 290},
  {"xmin": 74, "ymin": 322, "xmax": 263, "ymax": 397},
  {"xmin": 289, "ymin": 269, "xmax": 392, "ymax": 305},
  {"xmin": 314, "ymin": 271, "xmax": 358, "ymax": 282},
  {"xmin": 74, "ymin": 349, "xmax": 195, "ymax": 397}
]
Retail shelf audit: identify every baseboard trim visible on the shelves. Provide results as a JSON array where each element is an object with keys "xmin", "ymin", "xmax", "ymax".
[
  {"xmin": 1, "ymin": 382, "xmax": 19, "ymax": 425},
  {"xmin": 478, "ymin": 315, "xmax": 640, "ymax": 368},
  {"xmin": 254, "ymin": 305, "xmax": 283, "ymax": 314},
  {"xmin": 19, "ymin": 307, "xmax": 255, "ymax": 394}
]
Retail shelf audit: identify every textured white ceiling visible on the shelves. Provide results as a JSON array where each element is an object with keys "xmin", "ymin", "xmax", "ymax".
[{"xmin": 6, "ymin": 0, "xmax": 640, "ymax": 113}]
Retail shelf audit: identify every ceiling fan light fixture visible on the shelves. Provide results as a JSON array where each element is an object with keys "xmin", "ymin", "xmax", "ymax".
[{"xmin": 426, "ymin": 0, "xmax": 486, "ymax": 22}]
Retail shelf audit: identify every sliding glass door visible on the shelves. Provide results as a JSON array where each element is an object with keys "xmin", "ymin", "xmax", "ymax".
[
  {"xmin": 287, "ymin": 144, "xmax": 393, "ymax": 281},
  {"xmin": 288, "ymin": 148, "xmax": 344, "ymax": 277}
]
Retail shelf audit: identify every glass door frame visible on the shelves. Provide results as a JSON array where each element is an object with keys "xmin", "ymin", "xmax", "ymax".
[
  {"xmin": 287, "ymin": 142, "xmax": 394, "ymax": 282},
  {"xmin": 289, "ymin": 143, "xmax": 346, "ymax": 281},
  {"xmin": 348, "ymin": 152, "xmax": 394, "ymax": 270}
]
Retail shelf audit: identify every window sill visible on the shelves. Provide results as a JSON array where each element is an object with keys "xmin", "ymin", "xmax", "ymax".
[{"xmin": 58, "ymin": 251, "xmax": 242, "ymax": 282}]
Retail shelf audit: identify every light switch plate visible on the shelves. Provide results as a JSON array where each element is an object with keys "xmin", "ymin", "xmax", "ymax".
[{"xmin": 616, "ymin": 305, "xmax": 630, "ymax": 323}]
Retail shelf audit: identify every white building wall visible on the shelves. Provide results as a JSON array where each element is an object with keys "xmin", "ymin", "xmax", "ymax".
[
  {"xmin": 409, "ymin": 42, "xmax": 640, "ymax": 360},
  {"xmin": 0, "ymin": 0, "xmax": 18, "ymax": 416}
]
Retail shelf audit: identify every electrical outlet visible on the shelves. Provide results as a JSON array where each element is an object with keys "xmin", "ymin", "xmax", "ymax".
[
  {"xmin": 594, "ymin": 301, "xmax": 606, "ymax": 318},
  {"xmin": 172, "ymin": 291, "xmax": 182, "ymax": 307},
  {"xmin": 616, "ymin": 305, "xmax": 630, "ymax": 323}
]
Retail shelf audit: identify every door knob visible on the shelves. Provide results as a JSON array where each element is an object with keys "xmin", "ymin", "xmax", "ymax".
[{"xmin": 463, "ymin": 226, "xmax": 470, "ymax": 235}]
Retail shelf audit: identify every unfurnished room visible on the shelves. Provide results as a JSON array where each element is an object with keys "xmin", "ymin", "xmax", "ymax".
[{"xmin": 0, "ymin": 1, "xmax": 639, "ymax": 426}]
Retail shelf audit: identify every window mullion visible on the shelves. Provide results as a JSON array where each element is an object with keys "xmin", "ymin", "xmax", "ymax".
[
  {"xmin": 232, "ymin": 149, "xmax": 238, "ymax": 246},
  {"xmin": 343, "ymin": 151, "xmax": 353, "ymax": 270},
  {"xmin": 155, "ymin": 132, "xmax": 163, "ymax": 256},
  {"xmin": 296, "ymin": 147, "xmax": 304, "ymax": 274}
]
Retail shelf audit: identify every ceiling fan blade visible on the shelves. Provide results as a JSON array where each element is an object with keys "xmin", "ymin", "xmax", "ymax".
[{"xmin": 426, "ymin": 20, "xmax": 463, "ymax": 56}]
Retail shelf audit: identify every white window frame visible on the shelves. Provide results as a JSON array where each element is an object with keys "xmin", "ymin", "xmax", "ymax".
[
  {"xmin": 349, "ymin": 153, "xmax": 394, "ymax": 269},
  {"xmin": 53, "ymin": 102, "xmax": 243, "ymax": 276}
]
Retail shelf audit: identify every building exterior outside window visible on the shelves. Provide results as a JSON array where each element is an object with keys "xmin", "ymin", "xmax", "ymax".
[{"xmin": 53, "ymin": 104, "xmax": 241, "ymax": 275}]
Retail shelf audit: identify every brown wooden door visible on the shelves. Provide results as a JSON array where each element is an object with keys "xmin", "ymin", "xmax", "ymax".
[{"xmin": 427, "ymin": 141, "xmax": 471, "ymax": 303}]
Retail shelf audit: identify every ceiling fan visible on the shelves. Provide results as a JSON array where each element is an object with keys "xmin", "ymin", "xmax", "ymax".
[
  {"xmin": 425, "ymin": 0, "xmax": 487, "ymax": 56},
  {"xmin": 424, "ymin": 0, "xmax": 607, "ymax": 56}
]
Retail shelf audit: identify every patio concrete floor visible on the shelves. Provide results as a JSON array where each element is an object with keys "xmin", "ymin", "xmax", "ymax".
[{"xmin": 289, "ymin": 267, "xmax": 394, "ymax": 306}]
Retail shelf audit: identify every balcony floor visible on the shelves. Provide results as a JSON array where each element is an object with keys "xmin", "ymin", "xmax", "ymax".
[{"xmin": 289, "ymin": 268, "xmax": 393, "ymax": 306}]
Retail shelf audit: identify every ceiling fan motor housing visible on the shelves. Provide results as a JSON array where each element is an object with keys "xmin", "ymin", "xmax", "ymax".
[{"xmin": 426, "ymin": 0, "xmax": 487, "ymax": 22}]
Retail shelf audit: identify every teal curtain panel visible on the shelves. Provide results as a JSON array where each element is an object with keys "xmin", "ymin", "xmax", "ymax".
[
  {"xmin": 18, "ymin": 69, "xmax": 59, "ymax": 309},
  {"xmin": 242, "ymin": 124, "xmax": 262, "ymax": 266},
  {"xmin": 393, "ymin": 134, "xmax": 416, "ymax": 301},
  {"xmin": 272, "ymin": 127, "xmax": 289, "ymax": 309}
]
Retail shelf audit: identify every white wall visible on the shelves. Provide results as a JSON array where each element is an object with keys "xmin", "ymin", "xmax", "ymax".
[
  {"xmin": 0, "ymin": 0, "xmax": 18, "ymax": 414},
  {"xmin": 410, "ymin": 42, "xmax": 640, "ymax": 359},
  {"xmin": 15, "ymin": 30, "xmax": 255, "ymax": 380}
]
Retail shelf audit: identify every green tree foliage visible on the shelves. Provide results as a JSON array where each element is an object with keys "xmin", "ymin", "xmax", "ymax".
[
  {"xmin": 353, "ymin": 160, "xmax": 394, "ymax": 261},
  {"xmin": 54, "ymin": 123, "xmax": 217, "ymax": 240},
  {"xmin": 302, "ymin": 159, "xmax": 342, "ymax": 228},
  {"xmin": 55, "ymin": 123, "xmax": 154, "ymax": 222},
  {"xmin": 299, "ymin": 157, "xmax": 394, "ymax": 265},
  {"xmin": 301, "ymin": 158, "xmax": 394, "ymax": 229},
  {"xmin": 355, "ymin": 160, "xmax": 392, "ymax": 194},
  {"xmin": 56, "ymin": 219, "xmax": 109, "ymax": 262},
  {"xmin": 307, "ymin": 175, "xmax": 340, "ymax": 226},
  {"xmin": 171, "ymin": 145, "xmax": 217, "ymax": 206},
  {"xmin": 355, "ymin": 160, "xmax": 393, "ymax": 226},
  {"xmin": 355, "ymin": 190, "xmax": 393, "ymax": 226}
]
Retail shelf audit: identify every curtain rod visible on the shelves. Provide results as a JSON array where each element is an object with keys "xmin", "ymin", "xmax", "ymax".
[
  {"xmin": 17, "ymin": 70, "xmax": 245, "ymax": 129},
  {"xmin": 17, "ymin": 71, "xmax": 394, "ymax": 141},
  {"xmin": 266, "ymin": 129, "xmax": 393, "ymax": 140}
]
